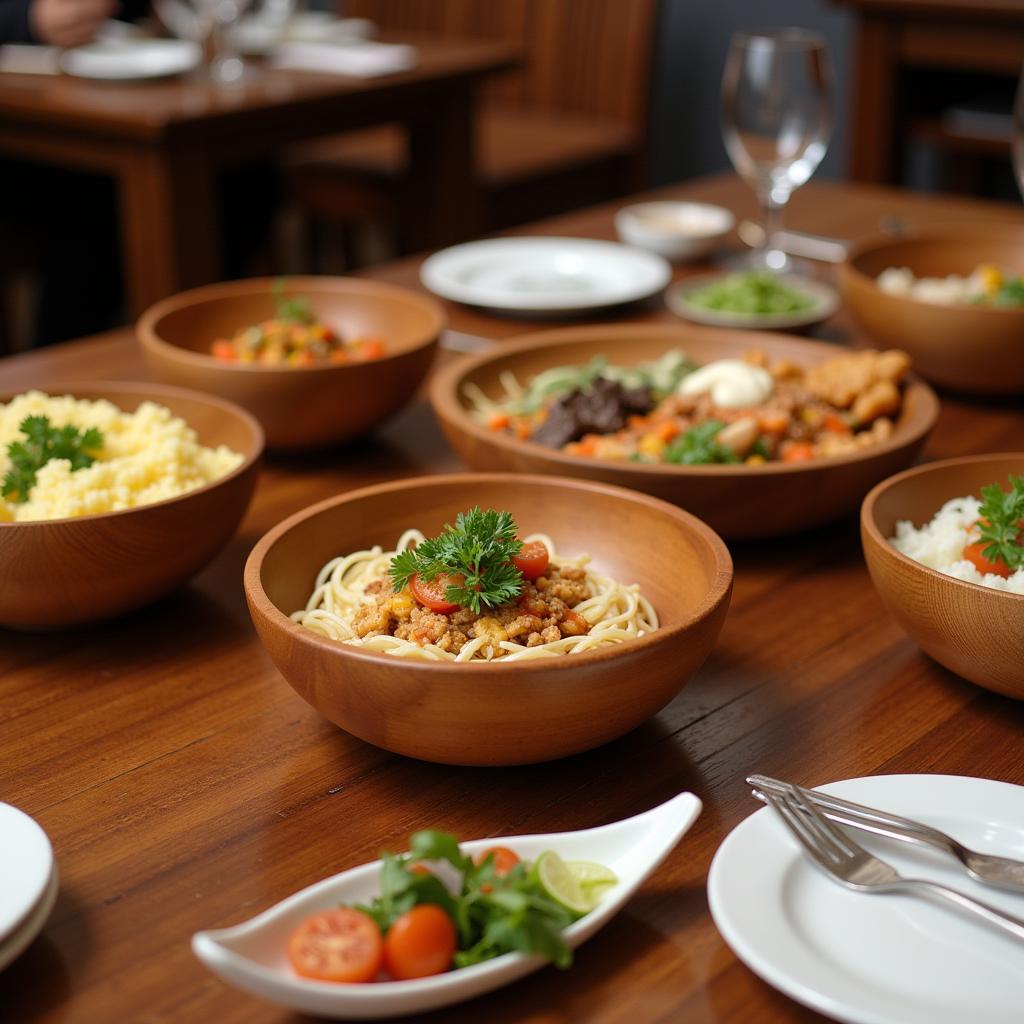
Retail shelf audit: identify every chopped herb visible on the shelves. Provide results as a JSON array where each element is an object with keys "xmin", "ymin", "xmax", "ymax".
[
  {"xmin": 272, "ymin": 278, "xmax": 315, "ymax": 325},
  {"xmin": 2, "ymin": 415, "xmax": 103, "ymax": 503},
  {"xmin": 977, "ymin": 475, "xmax": 1024, "ymax": 572},
  {"xmin": 992, "ymin": 277, "xmax": 1024, "ymax": 308},
  {"xmin": 664, "ymin": 420, "xmax": 740, "ymax": 465},
  {"xmin": 685, "ymin": 271, "xmax": 815, "ymax": 315},
  {"xmin": 389, "ymin": 507, "xmax": 524, "ymax": 613}
]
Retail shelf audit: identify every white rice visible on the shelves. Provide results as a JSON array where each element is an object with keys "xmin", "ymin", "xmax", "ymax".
[{"xmin": 891, "ymin": 495, "xmax": 1024, "ymax": 595}]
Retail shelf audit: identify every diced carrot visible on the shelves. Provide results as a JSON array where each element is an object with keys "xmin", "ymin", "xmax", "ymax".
[
  {"xmin": 781, "ymin": 441, "xmax": 815, "ymax": 463},
  {"xmin": 291, "ymin": 350, "xmax": 316, "ymax": 367},
  {"xmin": 571, "ymin": 436, "xmax": 598, "ymax": 457},
  {"xmin": 488, "ymin": 413, "xmax": 510, "ymax": 431},
  {"xmin": 654, "ymin": 420, "xmax": 681, "ymax": 442},
  {"xmin": 211, "ymin": 339, "xmax": 237, "ymax": 361},
  {"xmin": 359, "ymin": 339, "xmax": 386, "ymax": 360},
  {"xmin": 758, "ymin": 411, "xmax": 789, "ymax": 434},
  {"xmin": 514, "ymin": 422, "xmax": 532, "ymax": 440},
  {"xmin": 627, "ymin": 414, "xmax": 650, "ymax": 429},
  {"xmin": 328, "ymin": 349, "xmax": 350, "ymax": 364},
  {"xmin": 822, "ymin": 413, "xmax": 851, "ymax": 435}
]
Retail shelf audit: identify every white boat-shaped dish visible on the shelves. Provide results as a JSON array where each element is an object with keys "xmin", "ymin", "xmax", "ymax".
[{"xmin": 193, "ymin": 791, "xmax": 701, "ymax": 1019}]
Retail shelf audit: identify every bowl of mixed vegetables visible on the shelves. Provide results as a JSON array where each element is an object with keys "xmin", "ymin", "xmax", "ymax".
[
  {"xmin": 840, "ymin": 229, "xmax": 1024, "ymax": 395},
  {"xmin": 430, "ymin": 324, "xmax": 939, "ymax": 539},
  {"xmin": 138, "ymin": 277, "xmax": 445, "ymax": 450}
]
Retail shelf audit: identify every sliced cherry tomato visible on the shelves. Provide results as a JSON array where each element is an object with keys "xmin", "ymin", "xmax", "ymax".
[
  {"xmin": 472, "ymin": 846, "xmax": 520, "ymax": 876},
  {"xmin": 962, "ymin": 541, "xmax": 1012, "ymax": 578},
  {"xmin": 287, "ymin": 908, "xmax": 384, "ymax": 984},
  {"xmin": 410, "ymin": 573, "xmax": 463, "ymax": 614},
  {"xmin": 512, "ymin": 540, "xmax": 549, "ymax": 582},
  {"xmin": 384, "ymin": 904, "xmax": 457, "ymax": 981}
]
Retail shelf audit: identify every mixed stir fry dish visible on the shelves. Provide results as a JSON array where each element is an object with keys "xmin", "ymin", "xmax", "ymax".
[
  {"xmin": 211, "ymin": 282, "xmax": 386, "ymax": 366},
  {"xmin": 684, "ymin": 271, "xmax": 817, "ymax": 315},
  {"xmin": 877, "ymin": 264, "xmax": 1024, "ymax": 308},
  {"xmin": 470, "ymin": 348, "xmax": 910, "ymax": 466},
  {"xmin": 286, "ymin": 830, "xmax": 617, "ymax": 983}
]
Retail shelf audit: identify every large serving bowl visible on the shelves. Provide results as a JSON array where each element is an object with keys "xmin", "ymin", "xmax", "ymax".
[
  {"xmin": 839, "ymin": 230, "xmax": 1024, "ymax": 395},
  {"xmin": 862, "ymin": 453, "xmax": 1024, "ymax": 699},
  {"xmin": 244, "ymin": 473, "xmax": 732, "ymax": 765},
  {"xmin": 429, "ymin": 325, "xmax": 939, "ymax": 540},
  {"xmin": 138, "ymin": 277, "xmax": 445, "ymax": 451},
  {"xmin": 0, "ymin": 382, "xmax": 263, "ymax": 630}
]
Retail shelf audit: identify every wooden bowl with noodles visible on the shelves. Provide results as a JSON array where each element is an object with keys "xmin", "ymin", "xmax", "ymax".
[
  {"xmin": 429, "ymin": 324, "xmax": 939, "ymax": 540},
  {"xmin": 861, "ymin": 453, "xmax": 1024, "ymax": 699},
  {"xmin": 138, "ymin": 277, "xmax": 445, "ymax": 451},
  {"xmin": 244, "ymin": 473, "xmax": 733, "ymax": 765},
  {"xmin": 839, "ymin": 229, "xmax": 1024, "ymax": 395},
  {"xmin": 0, "ymin": 382, "xmax": 263, "ymax": 630}
]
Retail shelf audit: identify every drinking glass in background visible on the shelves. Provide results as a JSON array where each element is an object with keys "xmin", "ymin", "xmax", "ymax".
[
  {"xmin": 721, "ymin": 29, "xmax": 832, "ymax": 273},
  {"xmin": 155, "ymin": 0, "xmax": 261, "ymax": 84}
]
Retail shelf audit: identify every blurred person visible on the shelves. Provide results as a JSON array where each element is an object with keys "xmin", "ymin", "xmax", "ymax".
[{"xmin": 1, "ymin": 0, "xmax": 122, "ymax": 45}]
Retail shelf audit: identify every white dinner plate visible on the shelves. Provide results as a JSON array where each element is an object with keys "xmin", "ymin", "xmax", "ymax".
[
  {"xmin": 420, "ymin": 238, "xmax": 672, "ymax": 314},
  {"xmin": 667, "ymin": 272, "xmax": 838, "ymax": 329},
  {"xmin": 709, "ymin": 774, "xmax": 1024, "ymax": 1024},
  {"xmin": 0, "ymin": 803, "xmax": 54, "ymax": 945},
  {"xmin": 60, "ymin": 39, "xmax": 201, "ymax": 81},
  {"xmin": 0, "ymin": 866, "xmax": 59, "ymax": 972}
]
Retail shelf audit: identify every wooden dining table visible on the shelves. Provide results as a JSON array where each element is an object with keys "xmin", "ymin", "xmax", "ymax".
[
  {"xmin": 2, "ymin": 171, "xmax": 1024, "ymax": 1023},
  {"xmin": 0, "ymin": 34, "xmax": 518, "ymax": 316}
]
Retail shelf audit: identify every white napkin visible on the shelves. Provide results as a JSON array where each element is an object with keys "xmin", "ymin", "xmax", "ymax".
[
  {"xmin": 271, "ymin": 40, "xmax": 416, "ymax": 78},
  {"xmin": 0, "ymin": 45, "xmax": 60, "ymax": 75}
]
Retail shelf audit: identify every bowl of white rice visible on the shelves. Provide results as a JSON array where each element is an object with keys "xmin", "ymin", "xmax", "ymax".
[{"xmin": 861, "ymin": 454, "xmax": 1024, "ymax": 699}]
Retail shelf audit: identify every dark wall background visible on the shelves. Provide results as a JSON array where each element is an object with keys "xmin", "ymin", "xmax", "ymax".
[{"xmin": 649, "ymin": 0, "xmax": 853, "ymax": 186}]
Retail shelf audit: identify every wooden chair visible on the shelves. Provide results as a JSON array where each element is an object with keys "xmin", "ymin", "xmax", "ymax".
[{"xmin": 287, "ymin": 0, "xmax": 660, "ymax": 258}]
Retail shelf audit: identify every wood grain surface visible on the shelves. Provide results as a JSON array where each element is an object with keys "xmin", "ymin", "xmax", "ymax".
[{"xmin": 2, "ymin": 173, "xmax": 1024, "ymax": 1023}]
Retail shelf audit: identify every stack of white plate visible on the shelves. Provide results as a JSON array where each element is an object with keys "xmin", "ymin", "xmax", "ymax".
[{"xmin": 0, "ymin": 804, "xmax": 58, "ymax": 971}]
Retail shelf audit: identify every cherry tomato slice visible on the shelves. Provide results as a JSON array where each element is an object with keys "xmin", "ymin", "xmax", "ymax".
[
  {"xmin": 384, "ymin": 904, "xmax": 457, "ymax": 981},
  {"xmin": 410, "ymin": 573, "xmax": 463, "ymax": 614},
  {"xmin": 512, "ymin": 540, "xmax": 549, "ymax": 581},
  {"xmin": 962, "ymin": 541, "xmax": 1012, "ymax": 578},
  {"xmin": 287, "ymin": 908, "xmax": 384, "ymax": 984},
  {"xmin": 472, "ymin": 846, "xmax": 520, "ymax": 876}
]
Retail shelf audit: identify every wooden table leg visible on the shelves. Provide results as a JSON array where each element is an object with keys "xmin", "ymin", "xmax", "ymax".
[
  {"xmin": 117, "ymin": 147, "xmax": 222, "ymax": 315},
  {"xmin": 402, "ymin": 81, "xmax": 481, "ymax": 252}
]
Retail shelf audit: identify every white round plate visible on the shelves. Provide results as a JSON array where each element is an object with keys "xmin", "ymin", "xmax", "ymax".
[
  {"xmin": 667, "ymin": 272, "xmax": 838, "ymax": 329},
  {"xmin": 0, "ymin": 803, "xmax": 54, "ymax": 944},
  {"xmin": 420, "ymin": 237, "xmax": 672, "ymax": 314},
  {"xmin": 60, "ymin": 40, "xmax": 201, "ymax": 81},
  {"xmin": 0, "ymin": 866, "xmax": 59, "ymax": 972},
  {"xmin": 709, "ymin": 774, "xmax": 1024, "ymax": 1024}
]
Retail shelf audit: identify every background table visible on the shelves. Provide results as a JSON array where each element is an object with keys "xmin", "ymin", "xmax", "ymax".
[
  {"xmin": 0, "ymin": 35, "xmax": 517, "ymax": 314},
  {"xmin": 2, "ymin": 173, "xmax": 1024, "ymax": 1023}
]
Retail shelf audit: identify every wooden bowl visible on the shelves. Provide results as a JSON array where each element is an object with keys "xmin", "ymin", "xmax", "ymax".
[
  {"xmin": 839, "ymin": 230, "xmax": 1024, "ymax": 395},
  {"xmin": 244, "ymin": 473, "xmax": 733, "ymax": 765},
  {"xmin": 429, "ymin": 325, "xmax": 939, "ymax": 540},
  {"xmin": 0, "ymin": 382, "xmax": 263, "ymax": 630},
  {"xmin": 862, "ymin": 454, "xmax": 1024, "ymax": 698},
  {"xmin": 137, "ymin": 277, "xmax": 445, "ymax": 451}
]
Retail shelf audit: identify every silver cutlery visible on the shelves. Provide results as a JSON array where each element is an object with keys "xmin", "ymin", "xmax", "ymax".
[
  {"xmin": 761, "ymin": 783, "xmax": 1024, "ymax": 944},
  {"xmin": 736, "ymin": 216, "xmax": 907, "ymax": 264},
  {"xmin": 748, "ymin": 775, "xmax": 1024, "ymax": 893}
]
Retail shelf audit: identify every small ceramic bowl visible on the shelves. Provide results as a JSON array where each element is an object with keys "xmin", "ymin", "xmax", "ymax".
[
  {"xmin": 861, "ymin": 453, "xmax": 1024, "ymax": 698},
  {"xmin": 839, "ymin": 230, "xmax": 1024, "ymax": 395},
  {"xmin": 244, "ymin": 473, "xmax": 732, "ymax": 765},
  {"xmin": 0, "ymin": 382, "xmax": 263, "ymax": 630},
  {"xmin": 614, "ymin": 201, "xmax": 735, "ymax": 262},
  {"xmin": 138, "ymin": 277, "xmax": 445, "ymax": 451}
]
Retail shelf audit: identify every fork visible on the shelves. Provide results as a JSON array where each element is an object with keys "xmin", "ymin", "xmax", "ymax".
[
  {"xmin": 748, "ymin": 774, "xmax": 1024, "ymax": 893},
  {"xmin": 762, "ymin": 784, "xmax": 1024, "ymax": 944}
]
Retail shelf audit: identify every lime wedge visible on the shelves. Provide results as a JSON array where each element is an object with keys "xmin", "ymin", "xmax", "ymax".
[
  {"xmin": 565, "ymin": 860, "xmax": 618, "ymax": 892},
  {"xmin": 535, "ymin": 851, "xmax": 599, "ymax": 914}
]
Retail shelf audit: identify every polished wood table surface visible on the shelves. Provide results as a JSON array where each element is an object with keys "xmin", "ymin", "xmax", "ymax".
[
  {"xmin": 2, "ymin": 174, "xmax": 1024, "ymax": 1023},
  {"xmin": 0, "ymin": 34, "xmax": 517, "ymax": 314}
]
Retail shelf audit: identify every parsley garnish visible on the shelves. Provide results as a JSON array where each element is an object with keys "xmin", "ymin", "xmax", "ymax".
[
  {"xmin": 355, "ymin": 830, "xmax": 576, "ymax": 969},
  {"xmin": 2, "ymin": 415, "xmax": 103, "ymax": 503},
  {"xmin": 389, "ymin": 507, "xmax": 524, "ymax": 613},
  {"xmin": 977, "ymin": 475, "xmax": 1024, "ymax": 573},
  {"xmin": 272, "ymin": 278, "xmax": 315, "ymax": 324},
  {"xmin": 664, "ymin": 420, "xmax": 740, "ymax": 465}
]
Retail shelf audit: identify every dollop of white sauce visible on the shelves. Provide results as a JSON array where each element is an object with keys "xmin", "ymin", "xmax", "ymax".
[{"xmin": 679, "ymin": 359, "xmax": 773, "ymax": 409}]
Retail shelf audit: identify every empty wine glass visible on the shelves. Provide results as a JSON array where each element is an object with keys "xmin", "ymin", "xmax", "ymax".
[
  {"xmin": 721, "ymin": 29, "xmax": 832, "ymax": 272},
  {"xmin": 156, "ymin": 0, "xmax": 257, "ymax": 84}
]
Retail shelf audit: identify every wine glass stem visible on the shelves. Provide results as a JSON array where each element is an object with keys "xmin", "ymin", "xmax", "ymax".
[{"xmin": 759, "ymin": 192, "xmax": 786, "ymax": 258}]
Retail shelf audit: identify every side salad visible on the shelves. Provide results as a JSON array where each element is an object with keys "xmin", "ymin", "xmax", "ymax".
[{"xmin": 287, "ymin": 830, "xmax": 617, "ymax": 984}]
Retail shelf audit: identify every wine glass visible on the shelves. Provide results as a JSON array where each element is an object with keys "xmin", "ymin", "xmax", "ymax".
[
  {"xmin": 721, "ymin": 29, "xmax": 832, "ymax": 273},
  {"xmin": 156, "ymin": 0, "xmax": 258, "ymax": 85}
]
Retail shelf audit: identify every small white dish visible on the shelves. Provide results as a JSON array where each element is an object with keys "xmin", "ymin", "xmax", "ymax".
[
  {"xmin": 709, "ymin": 774, "xmax": 1024, "ymax": 1024},
  {"xmin": 0, "ymin": 865, "xmax": 59, "ymax": 972},
  {"xmin": 60, "ymin": 39, "xmax": 201, "ymax": 81},
  {"xmin": 194, "ymin": 791, "xmax": 701, "ymax": 1019},
  {"xmin": 667, "ymin": 272, "xmax": 838, "ymax": 330},
  {"xmin": 232, "ymin": 13, "xmax": 375, "ymax": 55},
  {"xmin": 0, "ymin": 803, "xmax": 54, "ymax": 944},
  {"xmin": 614, "ymin": 201, "xmax": 735, "ymax": 262},
  {"xmin": 420, "ymin": 237, "xmax": 672, "ymax": 314}
]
